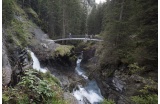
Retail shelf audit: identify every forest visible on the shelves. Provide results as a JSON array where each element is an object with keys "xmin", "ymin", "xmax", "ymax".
[{"xmin": 2, "ymin": 0, "xmax": 158, "ymax": 104}]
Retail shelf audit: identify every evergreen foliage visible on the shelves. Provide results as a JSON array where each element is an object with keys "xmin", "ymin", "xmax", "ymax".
[
  {"xmin": 3, "ymin": 0, "xmax": 158, "ymax": 103},
  {"xmin": 16, "ymin": 0, "xmax": 88, "ymax": 38},
  {"xmin": 90, "ymin": 0, "xmax": 158, "ymax": 72},
  {"xmin": 87, "ymin": 4, "xmax": 105, "ymax": 35},
  {"xmin": 131, "ymin": 94, "xmax": 158, "ymax": 104}
]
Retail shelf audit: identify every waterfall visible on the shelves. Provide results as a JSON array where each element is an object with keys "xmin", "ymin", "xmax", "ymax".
[
  {"xmin": 28, "ymin": 50, "xmax": 47, "ymax": 73},
  {"xmin": 75, "ymin": 58, "xmax": 88, "ymax": 79},
  {"xmin": 73, "ymin": 58, "xmax": 104, "ymax": 104}
]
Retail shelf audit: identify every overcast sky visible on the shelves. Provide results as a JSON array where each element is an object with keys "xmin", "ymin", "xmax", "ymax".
[{"xmin": 95, "ymin": 0, "xmax": 106, "ymax": 4}]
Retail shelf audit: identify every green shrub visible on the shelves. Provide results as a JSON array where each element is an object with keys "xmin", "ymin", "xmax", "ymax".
[
  {"xmin": 2, "ymin": 93, "xmax": 10, "ymax": 102},
  {"xmin": 131, "ymin": 94, "xmax": 158, "ymax": 104},
  {"xmin": 2, "ymin": 87, "xmax": 29, "ymax": 104},
  {"xmin": 53, "ymin": 45, "xmax": 74, "ymax": 57},
  {"xmin": 131, "ymin": 78, "xmax": 158, "ymax": 104},
  {"xmin": 3, "ymin": 69, "xmax": 67, "ymax": 104},
  {"xmin": 18, "ymin": 69, "xmax": 55, "ymax": 102},
  {"xmin": 139, "ymin": 84, "xmax": 157, "ymax": 95},
  {"xmin": 101, "ymin": 99, "xmax": 115, "ymax": 104},
  {"xmin": 128, "ymin": 63, "xmax": 145, "ymax": 74},
  {"xmin": 41, "ymin": 71, "xmax": 61, "ymax": 86}
]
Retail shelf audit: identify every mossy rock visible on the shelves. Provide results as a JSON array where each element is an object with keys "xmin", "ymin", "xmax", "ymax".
[
  {"xmin": 53, "ymin": 45, "xmax": 74, "ymax": 57},
  {"xmin": 25, "ymin": 8, "xmax": 39, "ymax": 19},
  {"xmin": 6, "ymin": 19, "xmax": 31, "ymax": 47},
  {"xmin": 4, "ymin": 1, "xmax": 37, "ymax": 48},
  {"xmin": 13, "ymin": 1, "xmax": 26, "ymax": 17}
]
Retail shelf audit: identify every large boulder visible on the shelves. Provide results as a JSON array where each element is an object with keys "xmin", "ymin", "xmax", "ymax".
[
  {"xmin": 2, "ymin": 43, "xmax": 12, "ymax": 86},
  {"xmin": 63, "ymin": 92, "xmax": 78, "ymax": 104}
]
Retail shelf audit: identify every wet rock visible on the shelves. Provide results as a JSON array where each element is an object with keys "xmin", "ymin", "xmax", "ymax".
[
  {"xmin": 14, "ymin": 15, "xmax": 24, "ymax": 22},
  {"xmin": 63, "ymin": 92, "xmax": 78, "ymax": 104},
  {"xmin": 112, "ymin": 77, "xmax": 126, "ymax": 92},
  {"xmin": 32, "ymin": 28, "xmax": 49, "ymax": 40},
  {"xmin": 40, "ymin": 43, "xmax": 48, "ymax": 49},
  {"xmin": 83, "ymin": 97, "xmax": 91, "ymax": 104},
  {"xmin": 117, "ymin": 96, "xmax": 129, "ymax": 104},
  {"xmin": 2, "ymin": 67, "xmax": 12, "ymax": 86}
]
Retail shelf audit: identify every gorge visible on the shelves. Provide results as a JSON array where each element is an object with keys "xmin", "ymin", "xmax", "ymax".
[{"xmin": 2, "ymin": 0, "xmax": 158, "ymax": 104}]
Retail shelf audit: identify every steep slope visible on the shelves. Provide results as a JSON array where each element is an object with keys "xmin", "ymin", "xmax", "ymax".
[{"xmin": 2, "ymin": 1, "xmax": 76, "ymax": 103}]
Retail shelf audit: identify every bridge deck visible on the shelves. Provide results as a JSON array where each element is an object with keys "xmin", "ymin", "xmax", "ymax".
[
  {"xmin": 53, "ymin": 38, "xmax": 103, "ymax": 42},
  {"xmin": 42, "ymin": 38, "xmax": 103, "ymax": 42},
  {"xmin": 42, "ymin": 35, "xmax": 103, "ymax": 42}
]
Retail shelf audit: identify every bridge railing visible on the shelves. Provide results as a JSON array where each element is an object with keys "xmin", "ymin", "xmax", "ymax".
[{"xmin": 53, "ymin": 35, "xmax": 102, "ymax": 40}]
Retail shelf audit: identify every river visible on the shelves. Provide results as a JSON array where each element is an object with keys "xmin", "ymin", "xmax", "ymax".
[{"xmin": 73, "ymin": 58, "xmax": 104, "ymax": 104}]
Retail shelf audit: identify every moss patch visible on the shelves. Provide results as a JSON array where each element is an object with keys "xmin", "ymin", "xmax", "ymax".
[
  {"xmin": 5, "ymin": 1, "xmax": 37, "ymax": 48},
  {"xmin": 13, "ymin": 1, "xmax": 26, "ymax": 16},
  {"xmin": 53, "ymin": 45, "xmax": 74, "ymax": 57},
  {"xmin": 102, "ymin": 99, "xmax": 115, "ymax": 104},
  {"xmin": 25, "ymin": 7, "xmax": 41, "ymax": 25},
  {"xmin": 25, "ymin": 8, "xmax": 39, "ymax": 19}
]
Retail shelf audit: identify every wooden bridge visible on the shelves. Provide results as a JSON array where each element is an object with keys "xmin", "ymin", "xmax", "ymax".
[{"xmin": 42, "ymin": 35, "xmax": 103, "ymax": 42}]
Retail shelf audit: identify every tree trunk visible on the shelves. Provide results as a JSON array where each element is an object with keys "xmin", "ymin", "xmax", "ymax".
[
  {"xmin": 29, "ymin": 0, "xmax": 31, "ymax": 7},
  {"xmin": 22, "ymin": 0, "xmax": 24, "ymax": 8},
  {"xmin": 115, "ymin": 0, "xmax": 125, "ymax": 47},
  {"xmin": 62, "ymin": 8, "xmax": 66, "ymax": 39},
  {"xmin": 62, "ymin": 0, "xmax": 66, "ymax": 44},
  {"xmin": 119, "ymin": 0, "xmax": 125, "ymax": 21}
]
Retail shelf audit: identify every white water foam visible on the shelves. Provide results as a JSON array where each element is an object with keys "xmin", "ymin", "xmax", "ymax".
[
  {"xmin": 73, "ymin": 58, "xmax": 104, "ymax": 104},
  {"xmin": 76, "ymin": 59, "xmax": 88, "ymax": 79},
  {"xmin": 77, "ymin": 58, "xmax": 82, "ymax": 64},
  {"xmin": 28, "ymin": 50, "xmax": 47, "ymax": 73},
  {"xmin": 73, "ymin": 84, "xmax": 103, "ymax": 104}
]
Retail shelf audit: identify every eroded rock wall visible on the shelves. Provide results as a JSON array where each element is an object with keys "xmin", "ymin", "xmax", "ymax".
[{"xmin": 2, "ymin": 43, "xmax": 12, "ymax": 85}]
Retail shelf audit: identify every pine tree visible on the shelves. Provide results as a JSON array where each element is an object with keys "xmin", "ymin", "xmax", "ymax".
[
  {"xmin": 98, "ymin": 0, "xmax": 157, "ymax": 70},
  {"xmin": 131, "ymin": 0, "xmax": 158, "ymax": 69}
]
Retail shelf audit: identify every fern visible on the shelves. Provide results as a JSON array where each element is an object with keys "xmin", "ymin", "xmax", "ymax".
[{"xmin": 18, "ymin": 69, "xmax": 55, "ymax": 103}]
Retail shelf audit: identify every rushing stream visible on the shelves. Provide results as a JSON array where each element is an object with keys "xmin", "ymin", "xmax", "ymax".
[
  {"xmin": 73, "ymin": 58, "xmax": 104, "ymax": 104},
  {"xmin": 29, "ymin": 50, "xmax": 104, "ymax": 104},
  {"xmin": 75, "ymin": 59, "xmax": 88, "ymax": 79}
]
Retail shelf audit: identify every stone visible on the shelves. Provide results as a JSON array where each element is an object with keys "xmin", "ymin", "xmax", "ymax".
[
  {"xmin": 2, "ymin": 44, "xmax": 12, "ymax": 85},
  {"xmin": 63, "ymin": 92, "xmax": 79, "ymax": 104},
  {"xmin": 112, "ymin": 77, "xmax": 125, "ymax": 93}
]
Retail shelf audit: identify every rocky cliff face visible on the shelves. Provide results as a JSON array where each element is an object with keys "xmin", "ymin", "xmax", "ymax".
[
  {"xmin": 85, "ymin": 55, "xmax": 158, "ymax": 104},
  {"xmin": 2, "ymin": 42, "xmax": 12, "ymax": 86}
]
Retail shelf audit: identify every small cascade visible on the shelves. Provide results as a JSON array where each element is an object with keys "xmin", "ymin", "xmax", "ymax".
[
  {"xmin": 73, "ymin": 58, "xmax": 104, "ymax": 104},
  {"xmin": 75, "ymin": 58, "xmax": 88, "ymax": 79},
  {"xmin": 28, "ymin": 50, "xmax": 47, "ymax": 73}
]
